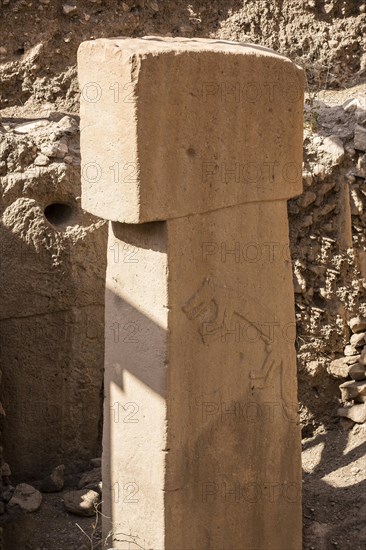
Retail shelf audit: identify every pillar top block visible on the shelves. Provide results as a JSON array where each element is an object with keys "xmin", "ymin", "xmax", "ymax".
[{"xmin": 78, "ymin": 36, "xmax": 304, "ymax": 223}]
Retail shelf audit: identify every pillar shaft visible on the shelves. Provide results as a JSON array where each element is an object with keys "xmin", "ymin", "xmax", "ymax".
[{"xmin": 78, "ymin": 36, "xmax": 304, "ymax": 550}]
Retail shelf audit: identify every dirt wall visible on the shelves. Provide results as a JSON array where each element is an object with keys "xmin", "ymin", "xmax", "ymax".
[{"xmin": 0, "ymin": 115, "xmax": 107, "ymax": 479}]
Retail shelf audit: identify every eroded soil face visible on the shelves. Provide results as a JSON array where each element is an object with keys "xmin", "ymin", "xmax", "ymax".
[{"xmin": 1, "ymin": 1, "xmax": 366, "ymax": 549}]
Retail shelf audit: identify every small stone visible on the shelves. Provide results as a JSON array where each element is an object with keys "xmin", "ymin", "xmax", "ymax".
[
  {"xmin": 359, "ymin": 347, "xmax": 366, "ymax": 366},
  {"xmin": 354, "ymin": 124, "xmax": 366, "ymax": 152},
  {"xmin": 358, "ymin": 154, "xmax": 366, "ymax": 176},
  {"xmin": 150, "ymin": 1, "xmax": 159, "ymax": 11},
  {"xmin": 339, "ymin": 380, "xmax": 366, "ymax": 401},
  {"xmin": 320, "ymin": 136, "xmax": 344, "ymax": 165},
  {"xmin": 349, "ymin": 316, "xmax": 366, "ymax": 333},
  {"xmin": 0, "ymin": 47, "xmax": 7, "ymax": 56},
  {"xmin": 34, "ymin": 154, "xmax": 50, "ymax": 166},
  {"xmin": 78, "ymin": 467, "xmax": 101, "ymax": 489},
  {"xmin": 344, "ymin": 344, "xmax": 359, "ymax": 356},
  {"xmin": 342, "ymin": 98, "xmax": 360, "ymax": 112},
  {"xmin": 339, "ymin": 417, "xmax": 354, "ymax": 430},
  {"xmin": 297, "ymin": 190, "xmax": 317, "ymax": 208},
  {"xmin": 56, "ymin": 142, "xmax": 68, "ymax": 158},
  {"xmin": 355, "ymin": 395, "xmax": 366, "ymax": 403},
  {"xmin": 56, "ymin": 115, "xmax": 78, "ymax": 134},
  {"xmin": 90, "ymin": 457, "xmax": 101, "ymax": 468},
  {"xmin": 348, "ymin": 363, "xmax": 366, "ymax": 381},
  {"xmin": 8, "ymin": 484, "xmax": 42, "ymax": 513},
  {"xmin": 328, "ymin": 357, "xmax": 351, "ymax": 378},
  {"xmin": 1, "ymin": 485, "xmax": 14, "ymax": 502},
  {"xmin": 337, "ymin": 404, "xmax": 366, "ymax": 424},
  {"xmin": 64, "ymin": 488, "xmax": 99, "ymax": 517},
  {"xmin": 324, "ymin": 2, "xmax": 333, "ymax": 13},
  {"xmin": 350, "ymin": 332, "xmax": 366, "ymax": 348},
  {"xmin": 1, "ymin": 462, "xmax": 11, "ymax": 477},
  {"xmin": 14, "ymin": 120, "xmax": 49, "ymax": 134},
  {"xmin": 344, "ymin": 354, "xmax": 361, "ymax": 365},
  {"xmin": 40, "ymin": 143, "xmax": 58, "ymax": 157},
  {"xmin": 40, "ymin": 464, "xmax": 65, "ymax": 492},
  {"xmin": 63, "ymin": 4, "xmax": 77, "ymax": 15}
]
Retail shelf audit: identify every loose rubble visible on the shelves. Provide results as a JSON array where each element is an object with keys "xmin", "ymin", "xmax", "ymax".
[
  {"xmin": 292, "ymin": 87, "xmax": 366, "ymax": 433},
  {"xmin": 63, "ymin": 488, "xmax": 99, "ymax": 517},
  {"xmin": 40, "ymin": 465, "xmax": 65, "ymax": 493},
  {"xmin": 327, "ymin": 316, "xmax": 366, "ymax": 426},
  {"xmin": 8, "ymin": 483, "xmax": 42, "ymax": 513}
]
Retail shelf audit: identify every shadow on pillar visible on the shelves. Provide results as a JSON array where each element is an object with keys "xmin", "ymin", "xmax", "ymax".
[{"xmin": 103, "ymin": 283, "xmax": 303, "ymax": 548}]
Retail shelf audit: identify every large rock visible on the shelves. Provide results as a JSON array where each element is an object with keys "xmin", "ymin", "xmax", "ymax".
[
  {"xmin": 359, "ymin": 347, "xmax": 366, "ymax": 366},
  {"xmin": 350, "ymin": 332, "xmax": 366, "ymax": 348},
  {"xmin": 64, "ymin": 488, "xmax": 99, "ymax": 517},
  {"xmin": 8, "ymin": 484, "xmax": 42, "ymax": 513},
  {"xmin": 348, "ymin": 363, "xmax": 366, "ymax": 381},
  {"xmin": 320, "ymin": 136, "xmax": 344, "ymax": 165},
  {"xmin": 349, "ymin": 316, "xmax": 366, "ymax": 333},
  {"xmin": 328, "ymin": 357, "xmax": 351, "ymax": 379},
  {"xmin": 338, "ymin": 404, "xmax": 366, "ymax": 424},
  {"xmin": 40, "ymin": 464, "xmax": 65, "ymax": 493},
  {"xmin": 344, "ymin": 344, "xmax": 360, "ymax": 356},
  {"xmin": 339, "ymin": 380, "xmax": 366, "ymax": 401},
  {"xmin": 354, "ymin": 124, "xmax": 366, "ymax": 152}
]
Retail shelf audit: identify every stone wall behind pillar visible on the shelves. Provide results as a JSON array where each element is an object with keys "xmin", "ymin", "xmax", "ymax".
[{"xmin": 290, "ymin": 92, "xmax": 366, "ymax": 434}]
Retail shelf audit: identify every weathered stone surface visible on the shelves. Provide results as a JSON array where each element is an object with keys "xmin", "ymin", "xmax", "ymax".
[
  {"xmin": 78, "ymin": 467, "xmax": 101, "ymax": 489},
  {"xmin": 40, "ymin": 465, "xmax": 65, "ymax": 493},
  {"xmin": 339, "ymin": 380, "xmax": 366, "ymax": 401},
  {"xmin": 350, "ymin": 332, "xmax": 366, "ymax": 348},
  {"xmin": 359, "ymin": 347, "xmax": 366, "ymax": 366},
  {"xmin": 328, "ymin": 357, "xmax": 351, "ymax": 378},
  {"xmin": 348, "ymin": 363, "xmax": 366, "ymax": 381},
  {"xmin": 344, "ymin": 344, "xmax": 360, "ymax": 356},
  {"xmin": 320, "ymin": 136, "xmax": 344, "ymax": 165},
  {"xmin": 78, "ymin": 37, "xmax": 304, "ymax": 223},
  {"xmin": 354, "ymin": 124, "xmax": 366, "ymax": 152},
  {"xmin": 8, "ymin": 484, "xmax": 42, "ymax": 513},
  {"xmin": 103, "ymin": 206, "xmax": 302, "ymax": 549},
  {"xmin": 339, "ymin": 417, "xmax": 354, "ymax": 430},
  {"xmin": 64, "ymin": 488, "xmax": 99, "ymax": 517},
  {"xmin": 1, "ymin": 463, "xmax": 11, "ymax": 477},
  {"xmin": 344, "ymin": 355, "xmax": 361, "ymax": 365},
  {"xmin": 80, "ymin": 37, "xmax": 304, "ymax": 550},
  {"xmin": 1, "ymin": 485, "xmax": 15, "ymax": 503},
  {"xmin": 90, "ymin": 457, "xmax": 101, "ymax": 469},
  {"xmin": 349, "ymin": 316, "xmax": 366, "ymax": 333},
  {"xmin": 337, "ymin": 404, "xmax": 366, "ymax": 423}
]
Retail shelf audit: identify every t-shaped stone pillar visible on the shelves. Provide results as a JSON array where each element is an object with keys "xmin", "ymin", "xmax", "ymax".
[{"xmin": 78, "ymin": 37, "xmax": 304, "ymax": 550}]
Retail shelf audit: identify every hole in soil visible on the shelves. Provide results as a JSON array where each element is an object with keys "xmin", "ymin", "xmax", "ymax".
[{"xmin": 44, "ymin": 202, "xmax": 74, "ymax": 228}]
